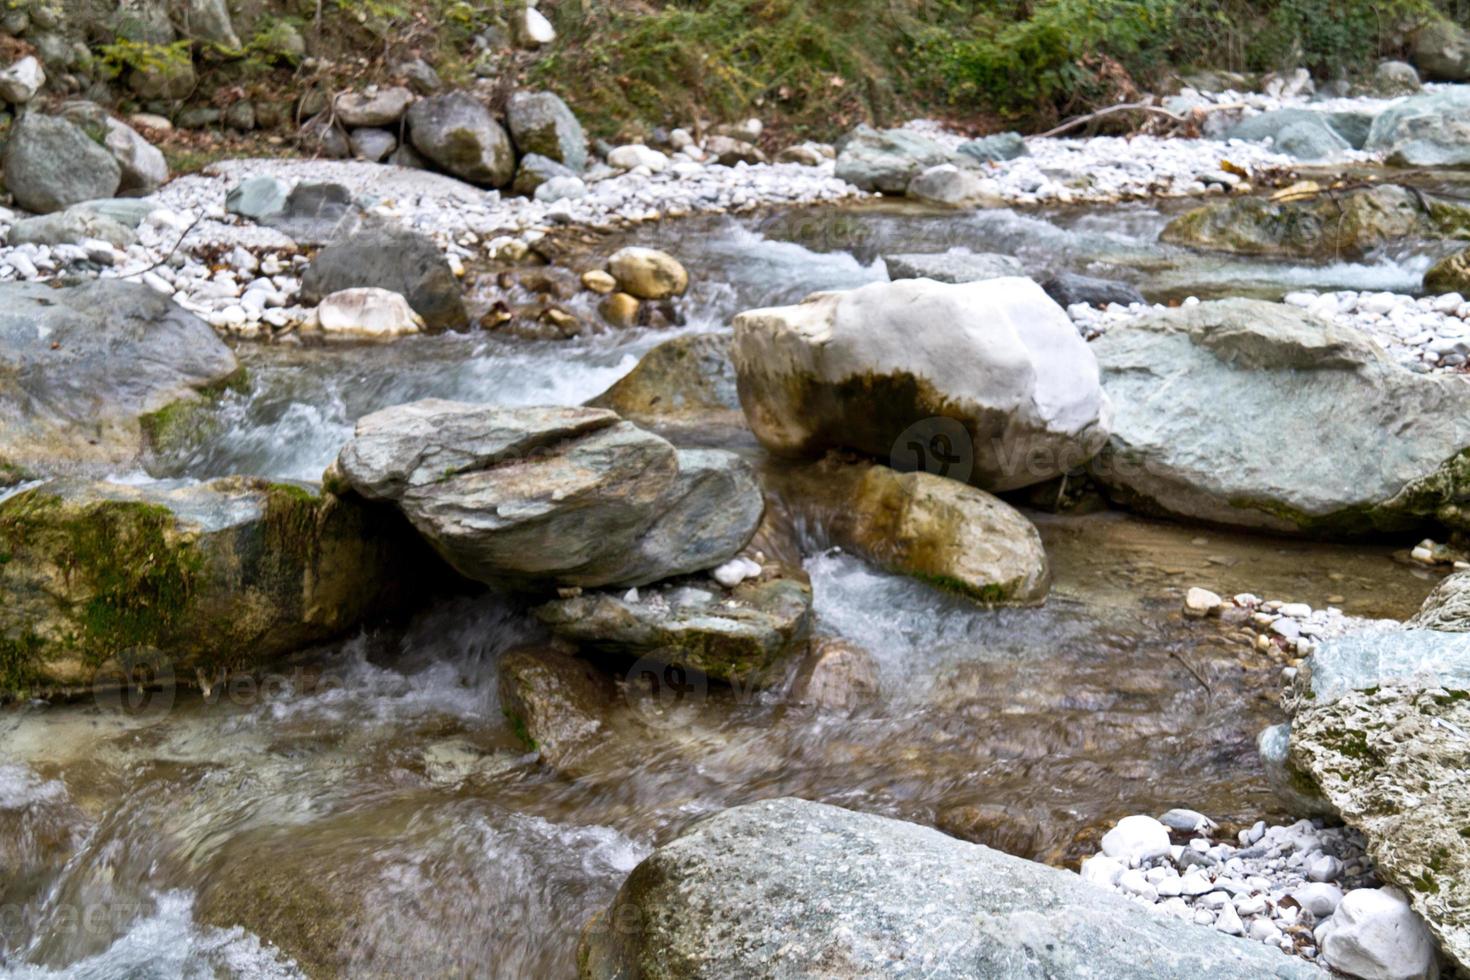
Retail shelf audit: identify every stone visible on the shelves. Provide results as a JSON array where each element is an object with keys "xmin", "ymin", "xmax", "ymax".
[
  {"xmin": 298, "ymin": 228, "xmax": 468, "ymax": 332},
  {"xmin": 1161, "ymin": 185, "xmax": 1434, "ymax": 258},
  {"xmin": 0, "ymin": 477, "xmax": 429, "ymax": 698},
  {"xmin": 1425, "ymin": 249, "xmax": 1470, "ymax": 296},
  {"xmin": 1407, "ymin": 569, "xmax": 1470, "ymax": 630},
  {"xmin": 772, "ymin": 456, "xmax": 1049, "ymax": 603},
  {"xmin": 7, "ymin": 206, "xmax": 136, "ymax": 249},
  {"xmin": 1318, "ymin": 888, "xmax": 1438, "ymax": 980},
  {"xmin": 1101, "ymin": 814, "xmax": 1172, "ymax": 865},
  {"xmin": 578, "ymin": 798, "xmax": 1326, "ymax": 979},
  {"xmin": 313, "ymin": 288, "xmax": 424, "ymax": 339},
  {"xmin": 580, "ymin": 269, "xmax": 617, "ymax": 294},
  {"xmin": 258, "ymin": 182, "xmax": 365, "ymax": 246},
  {"xmin": 127, "ymin": 57, "xmax": 195, "ymax": 101},
  {"xmin": 225, "ymin": 176, "xmax": 291, "ymax": 221},
  {"xmin": 1090, "ymin": 299, "xmax": 1470, "ymax": 534},
  {"xmin": 497, "ymin": 645, "xmax": 610, "ymax": 767},
  {"xmin": 1160, "ymin": 809, "xmax": 1216, "ymax": 834},
  {"xmin": 102, "ymin": 117, "xmax": 168, "ymax": 194},
  {"xmin": 298, "ymin": 113, "xmax": 349, "ymax": 159},
  {"xmin": 347, "ymin": 128, "xmax": 397, "ymax": 162},
  {"xmin": 1294, "ymin": 882, "xmax": 1345, "ymax": 919},
  {"xmin": 606, "ymin": 247, "xmax": 688, "ymax": 300},
  {"xmin": 1042, "ymin": 272, "xmax": 1146, "ymax": 308},
  {"xmin": 0, "ymin": 280, "xmax": 237, "ymax": 479},
  {"xmin": 1371, "ymin": 60, "xmax": 1422, "ymax": 96},
  {"xmin": 606, "ymin": 144, "xmax": 668, "ymax": 172},
  {"xmin": 789, "ymin": 638, "xmax": 880, "ymax": 711},
  {"xmin": 1223, "ymin": 109, "xmax": 1352, "ymax": 161},
  {"xmin": 597, "ymin": 292, "xmax": 639, "ymax": 329},
  {"xmin": 0, "ymin": 56, "xmax": 45, "ymax": 104},
  {"xmin": 906, "ymin": 163, "xmax": 998, "ymax": 207},
  {"xmin": 775, "ymin": 142, "xmax": 830, "ymax": 166},
  {"xmin": 705, "ymin": 135, "xmax": 766, "ymax": 166},
  {"xmin": 586, "ymin": 333, "xmax": 747, "ymax": 445},
  {"xmin": 884, "ymin": 250, "xmax": 1023, "ymax": 283},
  {"xmin": 513, "ymin": 5, "xmax": 556, "ymax": 47},
  {"xmin": 397, "ymin": 58, "xmax": 441, "ymax": 95},
  {"xmin": 534, "ymin": 175, "xmax": 586, "ymax": 203},
  {"xmin": 1184, "ymin": 587, "xmax": 1223, "ymax": 618},
  {"xmin": 506, "ymin": 91, "xmax": 587, "ymax": 172},
  {"xmin": 2, "ymin": 113, "xmax": 122, "ymax": 214},
  {"xmin": 511, "ymin": 153, "xmax": 574, "ymax": 196},
  {"xmin": 335, "ymin": 402, "xmax": 763, "ymax": 590},
  {"xmin": 334, "ymin": 86, "xmax": 414, "ymax": 128},
  {"xmin": 1366, "ymin": 89, "xmax": 1470, "ymax": 168},
  {"xmin": 731, "ymin": 277, "xmax": 1111, "ymax": 492},
  {"xmin": 406, "ymin": 92, "xmax": 516, "ymax": 188},
  {"xmin": 955, "ymin": 131, "xmax": 1028, "ymax": 164},
  {"xmin": 1082, "ymin": 854, "xmax": 1126, "ymax": 887},
  {"xmin": 175, "ymin": 0, "xmax": 239, "ymax": 48},
  {"xmin": 1413, "ymin": 18, "xmax": 1470, "ymax": 81},
  {"xmin": 834, "ymin": 124, "xmax": 951, "ymax": 193},
  {"xmin": 224, "ymin": 100, "xmax": 256, "ymax": 132}
]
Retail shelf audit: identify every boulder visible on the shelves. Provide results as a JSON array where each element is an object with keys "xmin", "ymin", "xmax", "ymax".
[
  {"xmin": 884, "ymin": 250, "xmax": 1022, "ymax": 283},
  {"xmin": 0, "ymin": 56, "xmax": 45, "ymax": 104},
  {"xmin": 1366, "ymin": 88, "xmax": 1470, "ymax": 168},
  {"xmin": 347, "ymin": 128, "xmax": 397, "ymax": 162},
  {"xmin": 586, "ymin": 333, "xmax": 748, "ymax": 445},
  {"xmin": 333, "ymin": 86, "xmax": 414, "ymax": 127},
  {"xmin": 731, "ymin": 277, "xmax": 1111, "ymax": 492},
  {"xmin": 511, "ymin": 153, "xmax": 575, "ymax": 196},
  {"xmin": 1223, "ymin": 109, "xmax": 1353, "ymax": 161},
  {"xmin": 312, "ymin": 288, "xmax": 424, "ymax": 339},
  {"xmin": 1318, "ymin": 888, "xmax": 1439, "ymax": 980},
  {"xmin": 606, "ymin": 247, "xmax": 688, "ymax": 300},
  {"xmin": 298, "ymin": 227, "xmax": 468, "ymax": 331},
  {"xmin": 1161, "ymin": 185, "xmax": 1436, "ymax": 258},
  {"xmin": 834, "ymin": 124, "xmax": 952, "ymax": 193},
  {"xmin": 405, "ymin": 92, "xmax": 515, "ymax": 187},
  {"xmin": 1286, "ymin": 629, "xmax": 1470, "ymax": 971},
  {"xmin": 103, "ymin": 117, "xmax": 169, "ymax": 194},
  {"xmin": 1408, "ymin": 569, "xmax": 1470, "ymax": 630},
  {"xmin": 1371, "ymin": 60, "xmax": 1422, "ymax": 96},
  {"xmin": 1412, "ymin": 18, "xmax": 1470, "ymax": 81},
  {"xmin": 506, "ymin": 91, "xmax": 587, "ymax": 172},
  {"xmin": 175, "ymin": 0, "xmax": 239, "ymax": 48},
  {"xmin": 0, "ymin": 477, "xmax": 427, "ymax": 698},
  {"xmin": 225, "ymin": 175, "xmax": 290, "ymax": 221},
  {"xmin": 257, "ymin": 181, "xmax": 365, "ymax": 245},
  {"xmin": 955, "ymin": 131, "xmax": 1028, "ymax": 163},
  {"xmin": 7, "ymin": 206, "xmax": 136, "ymax": 249},
  {"xmin": 334, "ymin": 402, "xmax": 763, "ymax": 590},
  {"xmin": 774, "ymin": 455, "xmax": 1049, "ymax": 603},
  {"xmin": 1090, "ymin": 299, "xmax": 1470, "ymax": 534},
  {"xmin": 1042, "ymin": 272, "xmax": 1146, "ymax": 308},
  {"xmin": 578, "ymin": 797, "xmax": 1327, "ymax": 979},
  {"xmin": 2, "ymin": 113, "xmax": 122, "ymax": 214},
  {"xmin": 906, "ymin": 163, "xmax": 1000, "ymax": 207},
  {"xmin": 0, "ymin": 280, "xmax": 237, "ymax": 480},
  {"xmin": 1424, "ymin": 248, "xmax": 1470, "ymax": 296}
]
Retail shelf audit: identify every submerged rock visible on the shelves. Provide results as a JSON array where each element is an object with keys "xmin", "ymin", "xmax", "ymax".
[
  {"xmin": 1091, "ymin": 298, "xmax": 1470, "ymax": 534},
  {"xmin": 774, "ymin": 455, "xmax": 1049, "ymax": 603},
  {"xmin": 1161, "ymin": 185, "xmax": 1440, "ymax": 258},
  {"xmin": 883, "ymin": 250, "xmax": 1022, "ymax": 283},
  {"xmin": 0, "ymin": 280, "xmax": 238, "ymax": 481},
  {"xmin": 731, "ymin": 277, "xmax": 1111, "ymax": 492},
  {"xmin": 298, "ymin": 227, "xmax": 468, "ymax": 331},
  {"xmin": 498, "ymin": 645, "xmax": 612, "ymax": 767},
  {"xmin": 578, "ymin": 797, "xmax": 1326, "ymax": 979},
  {"xmin": 833, "ymin": 124, "xmax": 951, "ymax": 193},
  {"xmin": 0, "ymin": 478, "xmax": 427, "ymax": 698},
  {"xmin": 1366, "ymin": 88, "xmax": 1470, "ymax": 168},
  {"xmin": 334, "ymin": 401, "xmax": 762, "ymax": 590}
]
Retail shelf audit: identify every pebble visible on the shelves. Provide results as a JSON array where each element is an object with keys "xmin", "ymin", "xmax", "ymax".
[{"xmin": 1182, "ymin": 587, "xmax": 1222, "ymax": 618}]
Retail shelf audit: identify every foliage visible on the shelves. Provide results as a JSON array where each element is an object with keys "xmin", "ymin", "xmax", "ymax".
[{"xmin": 95, "ymin": 37, "xmax": 194, "ymax": 82}]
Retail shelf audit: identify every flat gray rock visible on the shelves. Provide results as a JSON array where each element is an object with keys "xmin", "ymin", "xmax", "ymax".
[{"xmin": 579, "ymin": 797, "xmax": 1325, "ymax": 979}]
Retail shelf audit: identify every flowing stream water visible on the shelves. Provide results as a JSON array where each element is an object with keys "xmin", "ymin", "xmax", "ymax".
[{"xmin": 0, "ymin": 198, "xmax": 1454, "ymax": 978}]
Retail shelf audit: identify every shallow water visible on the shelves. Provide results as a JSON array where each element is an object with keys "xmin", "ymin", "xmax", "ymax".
[{"xmin": 6, "ymin": 195, "xmax": 1456, "ymax": 977}]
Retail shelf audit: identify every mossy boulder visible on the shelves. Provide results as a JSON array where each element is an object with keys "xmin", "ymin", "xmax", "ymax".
[
  {"xmin": 1160, "ymin": 185, "xmax": 1448, "ymax": 258},
  {"xmin": 772, "ymin": 455, "xmax": 1050, "ymax": 604},
  {"xmin": 1425, "ymin": 248, "xmax": 1470, "ymax": 296},
  {"xmin": 0, "ymin": 477, "xmax": 432, "ymax": 699},
  {"xmin": 0, "ymin": 280, "xmax": 239, "ymax": 482},
  {"xmin": 1091, "ymin": 299, "xmax": 1470, "ymax": 535}
]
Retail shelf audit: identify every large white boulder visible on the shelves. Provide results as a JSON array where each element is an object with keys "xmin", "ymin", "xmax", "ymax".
[
  {"xmin": 731, "ymin": 277, "xmax": 1111, "ymax": 491},
  {"xmin": 1318, "ymin": 888, "xmax": 1439, "ymax": 980}
]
